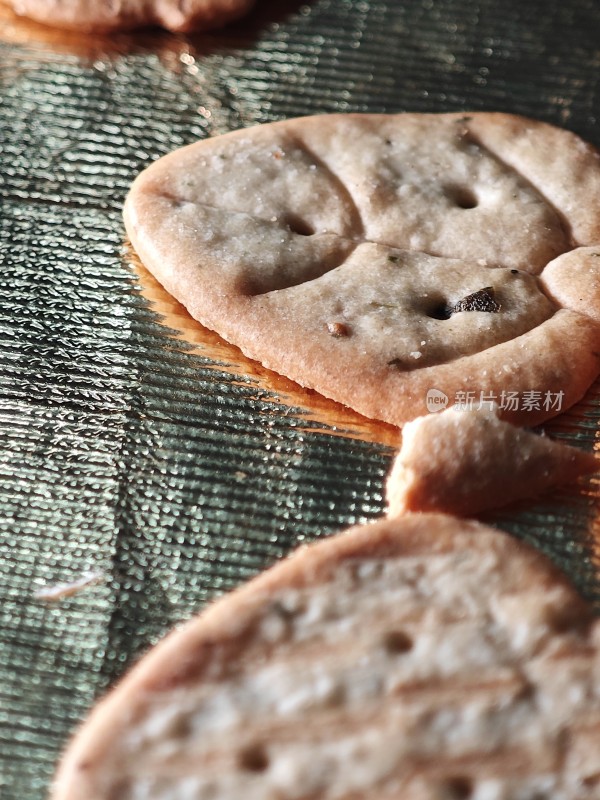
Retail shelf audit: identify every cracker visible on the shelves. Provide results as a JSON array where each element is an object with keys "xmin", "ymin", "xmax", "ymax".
[
  {"xmin": 51, "ymin": 513, "xmax": 600, "ymax": 799},
  {"xmin": 6, "ymin": 0, "xmax": 254, "ymax": 32},
  {"xmin": 124, "ymin": 113, "xmax": 600, "ymax": 426},
  {"xmin": 386, "ymin": 406, "xmax": 598, "ymax": 517},
  {"xmin": 541, "ymin": 245, "xmax": 600, "ymax": 325}
]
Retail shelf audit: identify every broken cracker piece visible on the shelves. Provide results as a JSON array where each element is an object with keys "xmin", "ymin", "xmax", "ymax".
[{"xmin": 386, "ymin": 406, "xmax": 597, "ymax": 517}]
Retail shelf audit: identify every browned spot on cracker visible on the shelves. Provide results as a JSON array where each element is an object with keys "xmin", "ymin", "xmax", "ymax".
[
  {"xmin": 442, "ymin": 776, "xmax": 474, "ymax": 799},
  {"xmin": 383, "ymin": 629, "xmax": 413, "ymax": 654},
  {"xmin": 238, "ymin": 744, "xmax": 269, "ymax": 772},
  {"xmin": 327, "ymin": 321, "xmax": 350, "ymax": 338}
]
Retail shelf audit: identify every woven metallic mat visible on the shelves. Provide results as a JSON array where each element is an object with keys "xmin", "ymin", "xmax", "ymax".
[{"xmin": 1, "ymin": 1, "xmax": 599, "ymax": 798}]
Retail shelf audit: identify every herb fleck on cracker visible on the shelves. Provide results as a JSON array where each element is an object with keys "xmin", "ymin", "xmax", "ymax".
[{"xmin": 453, "ymin": 286, "xmax": 501, "ymax": 314}]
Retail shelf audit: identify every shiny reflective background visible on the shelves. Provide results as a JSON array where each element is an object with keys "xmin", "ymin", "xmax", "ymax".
[{"xmin": 1, "ymin": 1, "xmax": 599, "ymax": 796}]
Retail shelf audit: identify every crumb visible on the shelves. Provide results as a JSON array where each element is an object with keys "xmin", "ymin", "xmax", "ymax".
[{"xmin": 34, "ymin": 571, "xmax": 104, "ymax": 602}]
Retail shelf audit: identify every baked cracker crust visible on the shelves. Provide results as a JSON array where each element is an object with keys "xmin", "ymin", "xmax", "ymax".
[
  {"xmin": 386, "ymin": 406, "xmax": 598, "ymax": 517},
  {"xmin": 5, "ymin": 0, "xmax": 254, "ymax": 32},
  {"xmin": 51, "ymin": 513, "xmax": 600, "ymax": 799},
  {"xmin": 124, "ymin": 113, "xmax": 600, "ymax": 426}
]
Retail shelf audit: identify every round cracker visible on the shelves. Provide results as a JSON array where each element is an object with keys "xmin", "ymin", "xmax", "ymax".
[
  {"xmin": 124, "ymin": 113, "xmax": 600, "ymax": 426},
  {"xmin": 5, "ymin": 0, "xmax": 255, "ymax": 32},
  {"xmin": 51, "ymin": 514, "xmax": 600, "ymax": 799}
]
